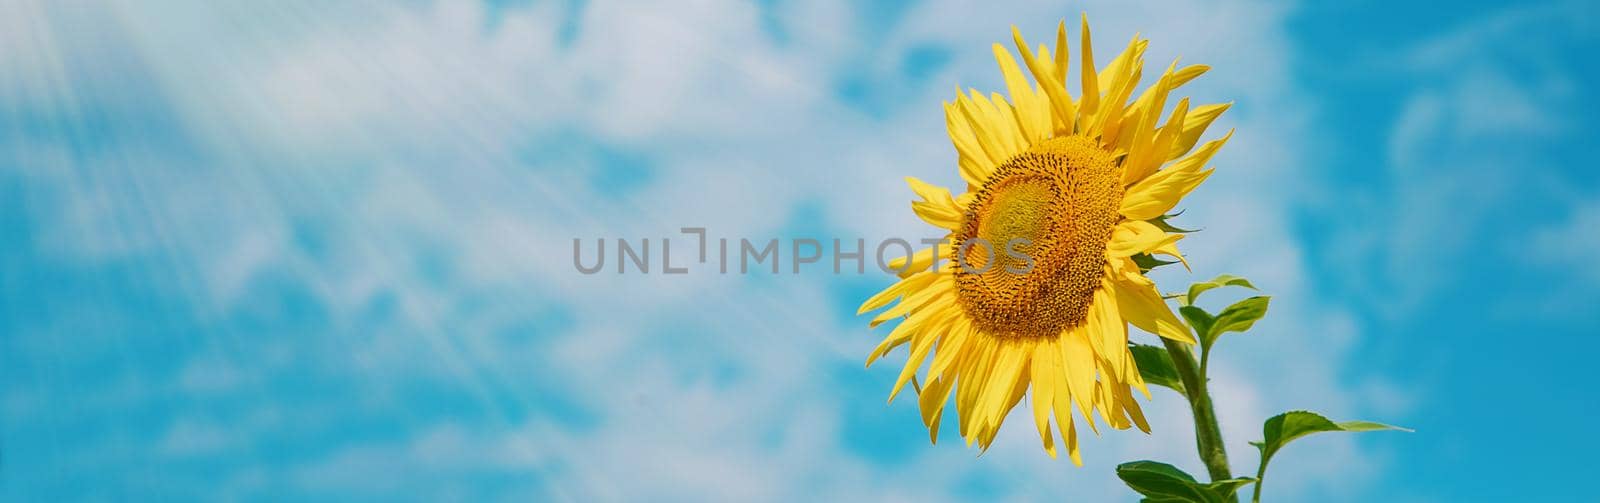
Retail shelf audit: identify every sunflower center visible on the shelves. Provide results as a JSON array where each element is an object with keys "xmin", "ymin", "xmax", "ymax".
[{"xmin": 954, "ymin": 135, "xmax": 1124, "ymax": 339}]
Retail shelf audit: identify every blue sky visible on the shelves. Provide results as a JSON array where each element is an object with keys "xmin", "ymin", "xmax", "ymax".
[{"xmin": 2, "ymin": 0, "xmax": 1596, "ymax": 501}]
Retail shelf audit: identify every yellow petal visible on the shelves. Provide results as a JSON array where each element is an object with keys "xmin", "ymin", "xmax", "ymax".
[
  {"xmin": 956, "ymin": 154, "xmax": 989, "ymax": 188},
  {"xmin": 868, "ymin": 274, "xmax": 952, "ymax": 328},
  {"xmin": 946, "ymin": 101, "xmax": 996, "ymax": 184},
  {"xmin": 955, "ymin": 90, "xmax": 1009, "ymax": 167},
  {"xmin": 886, "ymin": 241, "xmax": 952, "ymax": 279},
  {"xmin": 1090, "ymin": 282, "xmax": 1128, "ymax": 380},
  {"xmin": 1095, "ymin": 377, "xmax": 1131, "ymax": 430},
  {"xmin": 982, "ymin": 360, "xmax": 1033, "ymax": 450},
  {"xmin": 1119, "ymin": 129, "xmax": 1231, "ymax": 220},
  {"xmin": 889, "ymin": 309, "xmax": 955, "ymax": 402},
  {"xmin": 1059, "ymin": 328, "xmax": 1102, "ymax": 434},
  {"xmin": 1152, "ymin": 239, "xmax": 1191, "ymax": 271},
  {"xmin": 1029, "ymin": 345, "xmax": 1058, "ymax": 458},
  {"xmin": 1165, "ymin": 128, "xmax": 1234, "ymax": 174},
  {"xmin": 1118, "ymin": 384, "xmax": 1152, "ymax": 433},
  {"xmin": 1043, "ymin": 340, "xmax": 1084, "ymax": 464},
  {"xmin": 1119, "ymin": 166, "xmax": 1213, "ymax": 221},
  {"xmin": 1063, "ymin": 399, "xmax": 1083, "ymax": 465},
  {"xmin": 1119, "ymin": 61, "xmax": 1179, "ymax": 184},
  {"xmin": 992, "ymin": 44, "xmax": 1048, "ymax": 143},
  {"xmin": 906, "ymin": 177, "xmax": 965, "ymax": 230},
  {"xmin": 1097, "ymin": 35, "xmax": 1147, "ymax": 92},
  {"xmin": 1125, "ymin": 349, "xmax": 1151, "ymax": 399},
  {"xmin": 1112, "ymin": 277, "xmax": 1195, "ymax": 344},
  {"xmin": 866, "ymin": 290, "xmax": 956, "ymax": 365},
  {"xmin": 971, "ymin": 345, "xmax": 1030, "ymax": 450},
  {"xmin": 1128, "ymin": 97, "xmax": 1190, "ymax": 183},
  {"xmin": 1170, "ymin": 102, "xmax": 1231, "ymax": 159},
  {"xmin": 926, "ymin": 318, "xmax": 971, "ymax": 382},
  {"xmin": 919, "ymin": 375, "xmax": 955, "ymax": 443},
  {"xmin": 1169, "ymin": 64, "xmax": 1209, "ymax": 89},
  {"xmin": 1077, "ymin": 14, "xmax": 1100, "ymax": 124},
  {"xmin": 1011, "ymin": 26, "xmax": 1077, "ymax": 136},
  {"xmin": 973, "ymin": 344, "xmax": 1027, "ymax": 442},
  {"xmin": 1099, "ymin": 64, "xmax": 1141, "ymax": 145},
  {"xmin": 972, "ymin": 90, "xmax": 1024, "ymax": 156},
  {"xmin": 1107, "ymin": 220, "xmax": 1183, "ymax": 258},
  {"xmin": 857, "ymin": 268, "xmax": 939, "ymax": 315},
  {"xmin": 955, "ymin": 340, "xmax": 996, "ymax": 439},
  {"xmin": 1053, "ymin": 19, "xmax": 1070, "ymax": 84}
]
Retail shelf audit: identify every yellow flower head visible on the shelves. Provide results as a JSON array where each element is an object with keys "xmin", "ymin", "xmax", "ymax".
[{"xmin": 860, "ymin": 15, "xmax": 1232, "ymax": 464}]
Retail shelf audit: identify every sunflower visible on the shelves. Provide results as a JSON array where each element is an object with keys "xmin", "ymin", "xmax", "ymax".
[{"xmin": 859, "ymin": 16, "xmax": 1232, "ymax": 464}]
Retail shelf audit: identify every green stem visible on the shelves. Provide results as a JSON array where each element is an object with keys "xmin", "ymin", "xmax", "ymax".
[
  {"xmin": 1252, "ymin": 455, "xmax": 1268, "ymax": 503},
  {"xmin": 1161, "ymin": 339, "xmax": 1235, "ymax": 493}
]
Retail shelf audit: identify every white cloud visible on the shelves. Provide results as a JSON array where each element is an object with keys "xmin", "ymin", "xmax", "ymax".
[
  {"xmin": 1353, "ymin": 0, "xmax": 1592, "ymax": 316},
  {"xmin": 1531, "ymin": 198, "xmax": 1600, "ymax": 282},
  {"xmin": 159, "ymin": 419, "xmax": 237, "ymax": 456},
  {"xmin": 1519, "ymin": 196, "xmax": 1600, "ymax": 320}
]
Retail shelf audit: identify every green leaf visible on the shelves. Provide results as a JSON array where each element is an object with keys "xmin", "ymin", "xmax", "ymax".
[
  {"xmin": 1334, "ymin": 420, "xmax": 1413, "ymax": 432},
  {"xmin": 1256, "ymin": 410, "xmax": 1411, "ymax": 477},
  {"xmin": 1178, "ymin": 306, "xmax": 1215, "ymax": 345},
  {"xmin": 1133, "ymin": 253, "xmax": 1180, "ymax": 273},
  {"xmin": 1202, "ymin": 296, "xmax": 1270, "ymax": 347},
  {"xmin": 1203, "ymin": 478, "xmax": 1257, "ymax": 500},
  {"xmin": 1117, "ymin": 461, "xmax": 1255, "ymax": 503},
  {"xmin": 1116, "ymin": 461, "xmax": 1210, "ymax": 502},
  {"xmin": 1183, "ymin": 274, "xmax": 1257, "ymax": 306},
  {"xmin": 1151, "ymin": 211, "xmax": 1200, "ymax": 233},
  {"xmin": 1248, "ymin": 412, "xmax": 1408, "ymax": 502},
  {"xmin": 1129, "ymin": 344, "xmax": 1185, "ymax": 396}
]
